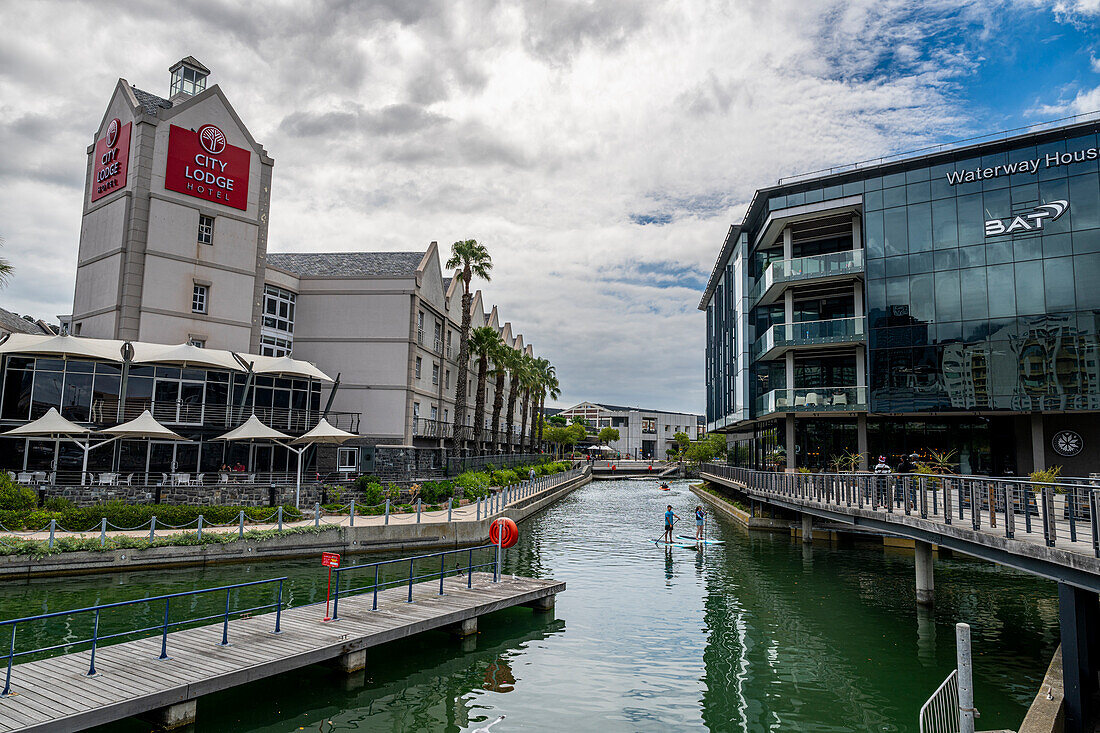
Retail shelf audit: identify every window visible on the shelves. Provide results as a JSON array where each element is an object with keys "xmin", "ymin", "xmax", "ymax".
[
  {"xmin": 417, "ymin": 312, "xmax": 425, "ymax": 344},
  {"xmin": 197, "ymin": 215, "xmax": 214, "ymax": 245},
  {"xmin": 261, "ymin": 285, "xmax": 296, "ymax": 355},
  {"xmin": 444, "ymin": 409, "xmax": 449, "ymax": 422},
  {"xmin": 415, "ymin": 357, "xmax": 422, "ymax": 379},
  {"xmin": 642, "ymin": 417, "xmax": 656, "ymax": 434},
  {"xmin": 431, "ymin": 405, "xmax": 437, "ymax": 420},
  {"xmin": 170, "ymin": 65, "xmax": 207, "ymax": 97},
  {"xmin": 192, "ymin": 284, "xmax": 208, "ymax": 314},
  {"xmin": 432, "ymin": 362, "xmax": 439, "ymax": 385},
  {"xmin": 190, "ymin": 339, "xmax": 206, "ymax": 348},
  {"xmin": 445, "ymin": 369, "xmax": 450, "ymax": 389},
  {"xmin": 413, "ymin": 402, "xmax": 420, "ymax": 419},
  {"xmin": 259, "ymin": 334, "xmax": 292, "ymax": 357},
  {"xmin": 337, "ymin": 447, "xmax": 358, "ymax": 473}
]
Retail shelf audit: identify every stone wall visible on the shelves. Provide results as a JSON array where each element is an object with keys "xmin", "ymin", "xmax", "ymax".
[{"xmin": 45, "ymin": 481, "xmax": 327, "ymax": 508}]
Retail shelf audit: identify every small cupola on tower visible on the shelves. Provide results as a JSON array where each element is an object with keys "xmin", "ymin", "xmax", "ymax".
[{"xmin": 169, "ymin": 56, "xmax": 210, "ymax": 101}]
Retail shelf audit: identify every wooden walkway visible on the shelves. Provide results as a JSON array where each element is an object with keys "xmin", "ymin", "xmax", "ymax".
[{"xmin": 0, "ymin": 573, "xmax": 563, "ymax": 732}]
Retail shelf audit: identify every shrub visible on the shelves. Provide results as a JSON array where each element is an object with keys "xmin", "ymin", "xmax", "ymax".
[
  {"xmin": 359, "ymin": 481, "xmax": 385, "ymax": 506},
  {"xmin": 353, "ymin": 475, "xmax": 381, "ymax": 492},
  {"xmin": 0, "ymin": 503, "xmax": 305, "ymax": 532},
  {"xmin": 419, "ymin": 480, "xmax": 454, "ymax": 504},
  {"xmin": 43, "ymin": 496, "xmax": 74, "ymax": 512},
  {"xmin": 0, "ymin": 474, "xmax": 36, "ymax": 511}
]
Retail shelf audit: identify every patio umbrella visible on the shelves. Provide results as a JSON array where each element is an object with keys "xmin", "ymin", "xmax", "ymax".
[
  {"xmin": 213, "ymin": 414, "xmax": 292, "ymax": 502},
  {"xmin": 99, "ymin": 410, "xmax": 187, "ymax": 441},
  {"xmin": 288, "ymin": 418, "xmax": 357, "ymax": 509},
  {"xmin": 3, "ymin": 408, "xmax": 102, "ymax": 480}
]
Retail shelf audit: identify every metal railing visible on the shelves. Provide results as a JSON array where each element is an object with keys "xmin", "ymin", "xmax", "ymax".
[
  {"xmin": 750, "ymin": 249, "xmax": 864, "ymax": 305},
  {"xmin": 752, "ymin": 316, "xmax": 866, "ymax": 360},
  {"xmin": 9, "ymin": 469, "xmax": 318, "ymax": 490},
  {"xmin": 918, "ymin": 623, "xmax": 976, "ymax": 733},
  {"xmin": 701, "ymin": 464, "xmax": 1100, "ymax": 556},
  {"xmin": 0, "ymin": 577, "xmax": 286, "ymax": 695},
  {"xmin": 755, "ymin": 386, "xmax": 867, "ymax": 416},
  {"xmin": 328, "ymin": 544, "xmax": 504, "ymax": 620},
  {"xmin": 446, "ymin": 453, "xmax": 550, "ymax": 475},
  {"xmin": 413, "ymin": 417, "xmax": 453, "ymax": 439}
]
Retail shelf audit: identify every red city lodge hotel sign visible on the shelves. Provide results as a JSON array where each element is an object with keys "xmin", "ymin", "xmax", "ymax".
[
  {"xmin": 165, "ymin": 123, "xmax": 250, "ymax": 211},
  {"xmin": 90, "ymin": 118, "xmax": 131, "ymax": 202}
]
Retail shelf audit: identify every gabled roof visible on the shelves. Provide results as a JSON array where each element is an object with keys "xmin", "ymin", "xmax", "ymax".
[
  {"xmin": 266, "ymin": 251, "xmax": 425, "ymax": 278},
  {"xmin": 169, "ymin": 56, "xmax": 210, "ymax": 74},
  {"xmin": 0, "ymin": 308, "xmax": 53, "ymax": 336},
  {"xmin": 131, "ymin": 86, "xmax": 173, "ymax": 116}
]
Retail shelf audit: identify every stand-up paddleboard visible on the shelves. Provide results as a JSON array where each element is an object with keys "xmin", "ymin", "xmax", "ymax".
[
  {"xmin": 677, "ymin": 535, "xmax": 724, "ymax": 544},
  {"xmin": 653, "ymin": 539, "xmax": 699, "ymax": 549}
]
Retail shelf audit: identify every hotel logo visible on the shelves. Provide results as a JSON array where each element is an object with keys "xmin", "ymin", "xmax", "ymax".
[
  {"xmin": 105, "ymin": 118, "xmax": 120, "ymax": 148},
  {"xmin": 984, "ymin": 200, "xmax": 1068, "ymax": 237},
  {"xmin": 198, "ymin": 124, "xmax": 227, "ymax": 155}
]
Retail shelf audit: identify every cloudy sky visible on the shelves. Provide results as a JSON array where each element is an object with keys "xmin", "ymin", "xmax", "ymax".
[{"xmin": 1, "ymin": 1, "xmax": 1099, "ymax": 413}]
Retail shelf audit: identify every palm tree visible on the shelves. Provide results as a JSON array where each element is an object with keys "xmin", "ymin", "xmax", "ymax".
[
  {"xmin": 517, "ymin": 355, "xmax": 536, "ymax": 455},
  {"xmin": 446, "ymin": 239, "xmax": 492, "ymax": 446},
  {"xmin": 0, "ymin": 237, "xmax": 13, "ymax": 287},
  {"xmin": 537, "ymin": 362, "xmax": 559, "ymax": 450},
  {"xmin": 503, "ymin": 347, "xmax": 524, "ymax": 453},
  {"xmin": 469, "ymin": 325, "xmax": 501, "ymax": 448},
  {"xmin": 527, "ymin": 357, "xmax": 553, "ymax": 452},
  {"xmin": 489, "ymin": 339, "xmax": 509, "ymax": 450}
]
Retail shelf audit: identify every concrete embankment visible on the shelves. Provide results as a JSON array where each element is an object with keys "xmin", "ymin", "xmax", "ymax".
[
  {"xmin": 690, "ymin": 483, "xmax": 789, "ymax": 532},
  {"xmin": 0, "ymin": 471, "xmax": 592, "ymax": 579}
]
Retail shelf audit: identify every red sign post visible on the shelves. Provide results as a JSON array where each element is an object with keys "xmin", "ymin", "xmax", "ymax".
[{"xmin": 321, "ymin": 552, "xmax": 341, "ymax": 621}]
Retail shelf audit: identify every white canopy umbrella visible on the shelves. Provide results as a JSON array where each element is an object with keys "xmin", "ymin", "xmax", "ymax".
[
  {"xmin": 288, "ymin": 418, "xmax": 357, "ymax": 508},
  {"xmin": 0, "ymin": 333, "xmax": 127, "ymax": 362},
  {"xmin": 241, "ymin": 353, "xmax": 334, "ymax": 382},
  {"xmin": 4, "ymin": 408, "xmax": 102, "ymax": 480},
  {"xmin": 99, "ymin": 410, "xmax": 186, "ymax": 441},
  {"xmin": 131, "ymin": 342, "xmax": 244, "ymax": 372},
  {"xmin": 213, "ymin": 414, "xmax": 292, "ymax": 442}
]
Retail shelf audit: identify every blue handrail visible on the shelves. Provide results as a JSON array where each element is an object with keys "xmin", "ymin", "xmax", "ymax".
[
  {"xmin": 0, "ymin": 576, "xmax": 286, "ymax": 696},
  {"xmin": 329, "ymin": 544, "xmax": 501, "ymax": 622}
]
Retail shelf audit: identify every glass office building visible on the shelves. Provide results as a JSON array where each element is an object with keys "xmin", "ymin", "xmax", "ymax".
[{"xmin": 701, "ymin": 117, "xmax": 1100, "ymax": 476}]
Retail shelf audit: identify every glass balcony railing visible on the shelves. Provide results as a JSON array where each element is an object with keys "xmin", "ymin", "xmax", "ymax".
[
  {"xmin": 750, "ymin": 249, "xmax": 865, "ymax": 304},
  {"xmin": 754, "ymin": 386, "xmax": 867, "ymax": 417},
  {"xmin": 752, "ymin": 316, "xmax": 866, "ymax": 360}
]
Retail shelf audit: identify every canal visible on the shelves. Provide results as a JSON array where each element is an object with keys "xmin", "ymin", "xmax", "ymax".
[{"xmin": 3, "ymin": 477, "xmax": 1060, "ymax": 732}]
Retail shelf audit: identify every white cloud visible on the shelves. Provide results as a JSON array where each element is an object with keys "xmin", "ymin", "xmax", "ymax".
[{"xmin": 0, "ymin": 0, "xmax": 1090, "ymax": 413}]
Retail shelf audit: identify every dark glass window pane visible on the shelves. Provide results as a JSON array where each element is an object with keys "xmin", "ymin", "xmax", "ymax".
[
  {"xmin": 883, "ymin": 186, "xmax": 906, "ymax": 208},
  {"xmin": 91, "ymin": 374, "xmax": 120, "ymax": 423},
  {"xmin": 864, "ymin": 177, "xmax": 883, "ymax": 191},
  {"xmin": 1013, "ymin": 236, "xmax": 1042, "ymax": 262},
  {"xmin": 886, "ymin": 256, "xmax": 908, "ymax": 277},
  {"xmin": 864, "ymin": 189, "xmax": 884, "ymax": 211},
  {"xmin": 1037, "ymin": 140, "xmax": 1066, "ymax": 181},
  {"xmin": 883, "ymin": 172, "xmax": 907, "ymax": 188},
  {"xmin": 1075, "ymin": 254, "xmax": 1100, "ymax": 310},
  {"xmin": 907, "ymin": 201, "xmax": 932, "ymax": 252},
  {"xmin": 1, "ymin": 370, "xmax": 31, "ymax": 420},
  {"xmin": 957, "ymin": 194, "xmax": 984, "ymax": 246},
  {"xmin": 805, "ymin": 188, "xmax": 823, "ymax": 204},
  {"xmin": 932, "ymin": 198, "xmax": 958, "ymax": 248},
  {"xmin": 65, "ymin": 360, "xmax": 94, "ymax": 373},
  {"xmin": 934, "ymin": 270, "xmax": 961, "ymax": 322},
  {"xmin": 1043, "ymin": 233, "xmax": 1072, "ymax": 258},
  {"xmin": 31, "ymin": 371, "xmax": 63, "ymax": 417},
  {"xmin": 1069, "ymin": 174, "xmax": 1100, "ymax": 230},
  {"xmin": 909, "ymin": 273, "xmax": 935, "ymax": 323},
  {"xmin": 1014, "ymin": 260, "xmax": 1044, "ymax": 315},
  {"xmin": 1065, "ymin": 134, "xmax": 1098, "ymax": 175},
  {"xmin": 986, "ymin": 240, "xmax": 1013, "ymax": 264},
  {"xmin": 1039, "ymin": 178, "xmax": 1071, "ymax": 235},
  {"xmin": 906, "ymin": 181, "xmax": 931, "ymax": 204},
  {"xmin": 909, "ymin": 252, "xmax": 933, "ymax": 274},
  {"xmin": 983, "ymin": 188, "xmax": 1010, "ymax": 220},
  {"xmin": 155, "ymin": 367, "xmax": 181, "ymax": 379},
  {"xmin": 934, "ymin": 249, "xmax": 958, "ymax": 270},
  {"xmin": 1044, "ymin": 257, "xmax": 1075, "ymax": 312},
  {"xmin": 37, "ymin": 359, "xmax": 63, "ymax": 372},
  {"xmin": 884, "ymin": 208, "xmax": 907, "ymax": 256},
  {"xmin": 1011, "ymin": 182, "xmax": 1039, "ymax": 207},
  {"xmin": 865, "ymin": 211, "xmax": 884, "ymax": 258},
  {"xmin": 987, "ymin": 264, "xmax": 1016, "ymax": 318},
  {"xmin": 61, "ymin": 373, "xmax": 93, "ymax": 422},
  {"xmin": 960, "ymin": 268, "xmax": 988, "ymax": 320},
  {"xmin": 959, "ymin": 245, "xmax": 986, "ymax": 268},
  {"xmin": 906, "ymin": 167, "xmax": 930, "ymax": 183}
]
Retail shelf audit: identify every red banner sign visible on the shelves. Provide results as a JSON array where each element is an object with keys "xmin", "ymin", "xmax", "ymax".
[
  {"xmin": 164, "ymin": 123, "xmax": 250, "ymax": 211},
  {"xmin": 90, "ymin": 118, "xmax": 131, "ymax": 203},
  {"xmin": 321, "ymin": 552, "xmax": 341, "ymax": 568}
]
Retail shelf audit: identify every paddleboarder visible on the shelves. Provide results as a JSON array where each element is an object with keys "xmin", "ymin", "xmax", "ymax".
[
  {"xmin": 663, "ymin": 505, "xmax": 680, "ymax": 543},
  {"xmin": 695, "ymin": 505, "xmax": 707, "ymax": 541}
]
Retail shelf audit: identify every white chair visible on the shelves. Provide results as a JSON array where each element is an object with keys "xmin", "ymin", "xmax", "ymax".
[
  {"xmin": 16, "ymin": 472, "xmax": 31, "ymax": 485},
  {"xmin": 194, "ymin": 473, "xmax": 205, "ymax": 486},
  {"xmin": 175, "ymin": 473, "xmax": 191, "ymax": 486},
  {"xmin": 5, "ymin": 471, "xmax": 14, "ymax": 480},
  {"xmin": 98, "ymin": 473, "xmax": 116, "ymax": 486},
  {"xmin": 161, "ymin": 473, "xmax": 170, "ymax": 486},
  {"xmin": 119, "ymin": 474, "xmax": 133, "ymax": 486},
  {"xmin": 247, "ymin": 473, "xmax": 256, "ymax": 483},
  {"xmin": 794, "ymin": 395, "xmax": 807, "ymax": 407},
  {"xmin": 832, "ymin": 393, "xmax": 848, "ymax": 406},
  {"xmin": 805, "ymin": 392, "xmax": 820, "ymax": 406},
  {"xmin": 218, "ymin": 473, "xmax": 230, "ymax": 485}
]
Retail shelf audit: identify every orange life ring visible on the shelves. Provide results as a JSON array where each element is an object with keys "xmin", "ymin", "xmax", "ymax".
[{"xmin": 489, "ymin": 517, "xmax": 519, "ymax": 548}]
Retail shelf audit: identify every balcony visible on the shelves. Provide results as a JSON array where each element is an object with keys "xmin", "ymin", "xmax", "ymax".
[
  {"xmin": 751, "ymin": 249, "xmax": 864, "ymax": 306},
  {"xmin": 412, "ymin": 418, "xmax": 452, "ymax": 439},
  {"xmin": 433, "ymin": 338, "xmax": 445, "ymax": 354},
  {"xmin": 752, "ymin": 316, "xmax": 866, "ymax": 361},
  {"xmin": 754, "ymin": 386, "xmax": 867, "ymax": 418}
]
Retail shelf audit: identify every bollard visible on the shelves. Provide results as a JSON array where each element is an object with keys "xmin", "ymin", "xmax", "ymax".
[
  {"xmin": 385, "ymin": 499, "xmax": 390, "ymax": 525},
  {"xmin": 149, "ymin": 515, "xmax": 156, "ymax": 541},
  {"xmin": 448, "ymin": 498, "xmax": 452, "ymax": 522},
  {"xmin": 314, "ymin": 502, "xmax": 320, "ymax": 527},
  {"xmin": 99, "ymin": 517, "xmax": 107, "ymax": 548},
  {"xmin": 48, "ymin": 519, "xmax": 55, "ymax": 549},
  {"xmin": 197, "ymin": 515, "xmax": 203, "ymax": 540},
  {"xmin": 238, "ymin": 510, "xmax": 245, "ymax": 539},
  {"xmin": 350, "ymin": 499, "xmax": 355, "ymax": 527},
  {"xmin": 416, "ymin": 498, "xmax": 422, "ymax": 523},
  {"xmin": 277, "ymin": 506, "xmax": 283, "ymax": 532},
  {"xmin": 477, "ymin": 496, "xmax": 481, "ymax": 520},
  {"xmin": 957, "ymin": 623, "xmax": 975, "ymax": 733}
]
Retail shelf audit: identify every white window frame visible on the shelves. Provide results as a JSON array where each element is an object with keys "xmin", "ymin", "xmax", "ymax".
[
  {"xmin": 415, "ymin": 357, "xmax": 422, "ymax": 379},
  {"xmin": 432, "ymin": 362, "xmax": 439, "ymax": 386},
  {"xmin": 192, "ymin": 284, "xmax": 208, "ymax": 314},
  {"xmin": 337, "ymin": 447, "xmax": 359, "ymax": 473},
  {"xmin": 197, "ymin": 215, "xmax": 214, "ymax": 245}
]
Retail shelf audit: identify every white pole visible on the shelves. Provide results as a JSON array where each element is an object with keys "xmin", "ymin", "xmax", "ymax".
[
  {"xmin": 294, "ymin": 447, "xmax": 302, "ymax": 509},
  {"xmin": 957, "ymin": 622, "xmax": 975, "ymax": 733}
]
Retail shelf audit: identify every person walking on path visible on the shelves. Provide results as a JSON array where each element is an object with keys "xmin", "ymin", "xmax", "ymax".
[
  {"xmin": 874, "ymin": 455, "xmax": 891, "ymax": 507},
  {"xmin": 529, "ymin": 468, "xmax": 536, "ymax": 482},
  {"xmin": 695, "ymin": 505, "xmax": 707, "ymax": 541},
  {"xmin": 664, "ymin": 505, "xmax": 680, "ymax": 543}
]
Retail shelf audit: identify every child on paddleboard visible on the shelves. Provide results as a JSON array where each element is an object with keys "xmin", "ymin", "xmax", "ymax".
[
  {"xmin": 664, "ymin": 505, "xmax": 680, "ymax": 543},
  {"xmin": 695, "ymin": 505, "xmax": 706, "ymax": 541}
]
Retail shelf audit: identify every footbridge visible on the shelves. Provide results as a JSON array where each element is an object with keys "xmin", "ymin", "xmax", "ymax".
[
  {"xmin": 590, "ymin": 460, "xmax": 681, "ymax": 479},
  {"xmin": 701, "ymin": 463, "xmax": 1100, "ymax": 733}
]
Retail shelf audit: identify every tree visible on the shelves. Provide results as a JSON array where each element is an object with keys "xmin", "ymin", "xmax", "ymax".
[
  {"xmin": 503, "ymin": 347, "xmax": 524, "ymax": 453},
  {"xmin": 673, "ymin": 431, "xmax": 691, "ymax": 459},
  {"xmin": 516, "ymin": 354, "xmax": 536, "ymax": 454},
  {"xmin": 533, "ymin": 357, "xmax": 558, "ymax": 451},
  {"xmin": 0, "ymin": 237, "xmax": 13, "ymax": 287},
  {"xmin": 469, "ymin": 325, "xmax": 501, "ymax": 448},
  {"xmin": 446, "ymin": 239, "xmax": 493, "ymax": 446},
  {"xmin": 597, "ymin": 427, "xmax": 620, "ymax": 445},
  {"xmin": 488, "ymin": 339, "xmax": 509, "ymax": 449},
  {"xmin": 547, "ymin": 414, "xmax": 567, "ymax": 427}
]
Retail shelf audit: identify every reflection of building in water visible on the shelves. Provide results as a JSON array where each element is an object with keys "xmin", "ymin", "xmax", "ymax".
[
  {"xmin": 943, "ymin": 315, "xmax": 1100, "ymax": 411},
  {"xmin": 481, "ymin": 657, "xmax": 516, "ymax": 693}
]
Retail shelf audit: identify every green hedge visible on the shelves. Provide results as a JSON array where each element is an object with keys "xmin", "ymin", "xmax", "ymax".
[{"xmin": 0, "ymin": 502, "xmax": 304, "ymax": 532}]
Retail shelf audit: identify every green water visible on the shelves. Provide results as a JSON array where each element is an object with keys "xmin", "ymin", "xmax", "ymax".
[{"xmin": 1, "ymin": 478, "xmax": 1060, "ymax": 731}]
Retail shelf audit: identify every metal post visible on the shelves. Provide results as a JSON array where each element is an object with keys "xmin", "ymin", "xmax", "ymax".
[
  {"xmin": 385, "ymin": 499, "xmax": 390, "ymax": 525},
  {"xmin": 48, "ymin": 519, "xmax": 55, "ymax": 549},
  {"xmin": 87, "ymin": 610, "xmax": 100, "ymax": 676},
  {"xmin": 100, "ymin": 517, "xmax": 107, "ymax": 548},
  {"xmin": 439, "ymin": 553, "xmax": 445, "ymax": 595},
  {"xmin": 416, "ymin": 498, "xmax": 422, "ymax": 523},
  {"xmin": 273, "ymin": 580, "xmax": 283, "ymax": 634},
  {"xmin": 314, "ymin": 502, "xmax": 320, "ymax": 527},
  {"xmin": 407, "ymin": 558, "xmax": 414, "ymax": 602},
  {"xmin": 238, "ymin": 510, "xmax": 245, "ymax": 540},
  {"xmin": 468, "ymin": 548, "xmax": 473, "ymax": 588},
  {"xmin": 447, "ymin": 498, "xmax": 452, "ymax": 522},
  {"xmin": 331, "ymin": 569, "xmax": 341, "ymax": 621},
  {"xmin": 1042, "ymin": 486, "xmax": 1054, "ymax": 547},
  {"xmin": 160, "ymin": 599, "xmax": 170, "ymax": 659},
  {"xmin": 957, "ymin": 622, "xmax": 975, "ymax": 733},
  {"xmin": 150, "ymin": 515, "xmax": 156, "ymax": 540},
  {"xmin": 220, "ymin": 589, "xmax": 231, "ymax": 646},
  {"xmin": 372, "ymin": 566, "xmax": 379, "ymax": 610},
  {"xmin": 477, "ymin": 496, "xmax": 481, "ymax": 520},
  {"xmin": 495, "ymin": 530, "xmax": 502, "ymax": 583},
  {"xmin": 350, "ymin": 499, "xmax": 355, "ymax": 527},
  {"xmin": 1, "ymin": 626, "xmax": 14, "ymax": 696},
  {"xmin": 277, "ymin": 505, "xmax": 283, "ymax": 532},
  {"xmin": 197, "ymin": 514, "xmax": 203, "ymax": 540}
]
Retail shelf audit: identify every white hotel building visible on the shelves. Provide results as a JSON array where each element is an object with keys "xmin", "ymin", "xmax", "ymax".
[{"xmin": 51, "ymin": 57, "xmax": 539, "ymax": 475}]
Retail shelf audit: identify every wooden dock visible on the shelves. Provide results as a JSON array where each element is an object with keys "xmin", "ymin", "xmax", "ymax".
[{"xmin": 0, "ymin": 573, "xmax": 563, "ymax": 732}]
